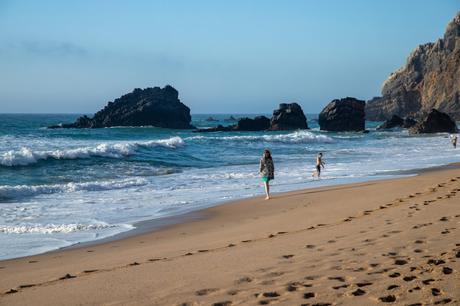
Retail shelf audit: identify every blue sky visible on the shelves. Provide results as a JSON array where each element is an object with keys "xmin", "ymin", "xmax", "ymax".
[{"xmin": 1, "ymin": 0, "xmax": 459, "ymax": 114}]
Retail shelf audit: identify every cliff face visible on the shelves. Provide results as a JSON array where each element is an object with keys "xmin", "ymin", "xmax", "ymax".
[{"xmin": 366, "ymin": 12, "xmax": 460, "ymax": 121}]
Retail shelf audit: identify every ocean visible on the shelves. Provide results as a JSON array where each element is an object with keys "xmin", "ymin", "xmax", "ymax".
[{"xmin": 0, "ymin": 113, "xmax": 458, "ymax": 260}]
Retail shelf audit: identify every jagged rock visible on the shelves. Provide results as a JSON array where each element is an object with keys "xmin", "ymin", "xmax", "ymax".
[
  {"xmin": 409, "ymin": 109, "xmax": 458, "ymax": 134},
  {"xmin": 319, "ymin": 97, "xmax": 365, "ymax": 132},
  {"xmin": 269, "ymin": 103, "xmax": 308, "ymax": 130},
  {"xmin": 377, "ymin": 115, "xmax": 418, "ymax": 130},
  {"xmin": 366, "ymin": 12, "xmax": 460, "ymax": 121},
  {"xmin": 194, "ymin": 116, "xmax": 270, "ymax": 132},
  {"xmin": 48, "ymin": 85, "xmax": 195, "ymax": 129}
]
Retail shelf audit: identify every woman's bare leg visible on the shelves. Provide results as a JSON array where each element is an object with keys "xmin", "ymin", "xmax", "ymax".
[{"xmin": 264, "ymin": 181, "xmax": 270, "ymax": 200}]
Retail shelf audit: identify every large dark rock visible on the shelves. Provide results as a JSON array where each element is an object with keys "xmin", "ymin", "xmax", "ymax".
[
  {"xmin": 269, "ymin": 103, "xmax": 308, "ymax": 130},
  {"xmin": 49, "ymin": 85, "xmax": 195, "ymax": 129},
  {"xmin": 377, "ymin": 115, "xmax": 418, "ymax": 130},
  {"xmin": 319, "ymin": 97, "xmax": 365, "ymax": 132},
  {"xmin": 194, "ymin": 116, "xmax": 270, "ymax": 132},
  {"xmin": 366, "ymin": 12, "xmax": 460, "ymax": 121},
  {"xmin": 409, "ymin": 109, "xmax": 458, "ymax": 134},
  {"xmin": 236, "ymin": 116, "xmax": 270, "ymax": 131}
]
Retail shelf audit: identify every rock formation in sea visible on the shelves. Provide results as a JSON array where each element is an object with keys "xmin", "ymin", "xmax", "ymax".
[
  {"xmin": 269, "ymin": 103, "xmax": 309, "ymax": 130},
  {"xmin": 194, "ymin": 116, "xmax": 270, "ymax": 132},
  {"xmin": 409, "ymin": 109, "xmax": 459, "ymax": 134},
  {"xmin": 376, "ymin": 115, "xmax": 418, "ymax": 130},
  {"xmin": 195, "ymin": 103, "xmax": 308, "ymax": 132},
  {"xmin": 318, "ymin": 97, "xmax": 365, "ymax": 132},
  {"xmin": 366, "ymin": 12, "xmax": 460, "ymax": 121},
  {"xmin": 49, "ymin": 85, "xmax": 195, "ymax": 129}
]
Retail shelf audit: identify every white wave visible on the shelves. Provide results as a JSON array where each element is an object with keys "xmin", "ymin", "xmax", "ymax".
[
  {"xmin": 0, "ymin": 222, "xmax": 121, "ymax": 234},
  {"xmin": 0, "ymin": 177, "xmax": 149, "ymax": 200},
  {"xmin": 0, "ymin": 136, "xmax": 184, "ymax": 167},
  {"xmin": 188, "ymin": 130, "xmax": 333, "ymax": 144}
]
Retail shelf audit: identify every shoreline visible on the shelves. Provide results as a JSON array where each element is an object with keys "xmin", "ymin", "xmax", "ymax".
[
  {"xmin": 4, "ymin": 162, "xmax": 459, "ymax": 261},
  {"xmin": 50, "ymin": 162, "xmax": 460, "ymax": 254},
  {"xmin": 1, "ymin": 162, "xmax": 460, "ymax": 305}
]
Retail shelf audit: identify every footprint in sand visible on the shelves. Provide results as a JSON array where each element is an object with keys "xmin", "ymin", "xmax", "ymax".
[
  {"xmin": 394, "ymin": 259, "xmax": 408, "ymax": 265},
  {"xmin": 403, "ymin": 275, "xmax": 417, "ymax": 282},
  {"xmin": 148, "ymin": 258, "xmax": 162, "ymax": 262},
  {"xmin": 83, "ymin": 269, "xmax": 98, "ymax": 273},
  {"xmin": 303, "ymin": 292, "xmax": 315, "ymax": 299},
  {"xmin": 261, "ymin": 291, "xmax": 280, "ymax": 298},
  {"xmin": 195, "ymin": 288, "xmax": 219, "ymax": 296},
  {"xmin": 442, "ymin": 267, "xmax": 453, "ymax": 274},
  {"xmin": 356, "ymin": 282, "xmax": 372, "ymax": 287},
  {"xmin": 212, "ymin": 301, "xmax": 232, "ymax": 306},
  {"xmin": 388, "ymin": 272, "xmax": 401, "ymax": 278},
  {"xmin": 351, "ymin": 288, "xmax": 366, "ymax": 296},
  {"xmin": 387, "ymin": 285, "xmax": 399, "ymax": 290},
  {"xmin": 432, "ymin": 288, "xmax": 442, "ymax": 296},
  {"xmin": 59, "ymin": 273, "xmax": 76, "ymax": 280},
  {"xmin": 235, "ymin": 276, "xmax": 253, "ymax": 284},
  {"xmin": 379, "ymin": 295, "xmax": 396, "ymax": 302},
  {"xmin": 434, "ymin": 298, "xmax": 452, "ymax": 304},
  {"xmin": 286, "ymin": 281, "xmax": 313, "ymax": 292},
  {"xmin": 332, "ymin": 284, "xmax": 349, "ymax": 290},
  {"xmin": 18, "ymin": 284, "xmax": 35, "ymax": 289}
]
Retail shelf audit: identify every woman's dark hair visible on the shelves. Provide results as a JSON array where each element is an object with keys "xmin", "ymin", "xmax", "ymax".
[{"xmin": 263, "ymin": 149, "xmax": 272, "ymax": 160}]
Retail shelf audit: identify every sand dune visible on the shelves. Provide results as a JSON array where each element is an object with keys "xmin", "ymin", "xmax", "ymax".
[{"xmin": 1, "ymin": 166, "xmax": 460, "ymax": 305}]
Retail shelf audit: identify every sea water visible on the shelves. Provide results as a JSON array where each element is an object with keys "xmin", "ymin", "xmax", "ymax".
[{"xmin": 0, "ymin": 114, "xmax": 459, "ymax": 259}]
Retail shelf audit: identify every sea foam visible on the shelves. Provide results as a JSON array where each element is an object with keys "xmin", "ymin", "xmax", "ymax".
[
  {"xmin": 0, "ymin": 136, "xmax": 184, "ymax": 167},
  {"xmin": 0, "ymin": 222, "xmax": 126, "ymax": 234},
  {"xmin": 0, "ymin": 177, "xmax": 149, "ymax": 200},
  {"xmin": 188, "ymin": 130, "xmax": 333, "ymax": 144}
]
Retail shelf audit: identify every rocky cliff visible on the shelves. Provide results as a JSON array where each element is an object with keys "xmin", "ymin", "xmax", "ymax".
[
  {"xmin": 366, "ymin": 12, "xmax": 460, "ymax": 121},
  {"xmin": 49, "ymin": 85, "xmax": 195, "ymax": 129}
]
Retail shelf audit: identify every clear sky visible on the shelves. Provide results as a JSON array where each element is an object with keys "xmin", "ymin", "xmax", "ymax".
[{"xmin": 1, "ymin": 0, "xmax": 459, "ymax": 114}]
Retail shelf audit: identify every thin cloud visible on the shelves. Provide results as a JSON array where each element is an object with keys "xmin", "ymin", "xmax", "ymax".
[{"xmin": 2, "ymin": 40, "xmax": 88, "ymax": 57}]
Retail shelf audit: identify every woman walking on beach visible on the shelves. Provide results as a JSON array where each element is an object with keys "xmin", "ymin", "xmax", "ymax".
[{"xmin": 259, "ymin": 149, "xmax": 275, "ymax": 200}]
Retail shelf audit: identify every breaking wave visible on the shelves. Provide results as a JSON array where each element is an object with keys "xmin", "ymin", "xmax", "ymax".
[
  {"xmin": 0, "ymin": 177, "xmax": 149, "ymax": 200},
  {"xmin": 188, "ymin": 130, "xmax": 333, "ymax": 144},
  {"xmin": 0, "ymin": 137, "xmax": 184, "ymax": 167}
]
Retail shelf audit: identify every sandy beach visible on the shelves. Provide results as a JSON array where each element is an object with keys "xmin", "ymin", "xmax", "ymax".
[{"xmin": 1, "ymin": 166, "xmax": 460, "ymax": 306}]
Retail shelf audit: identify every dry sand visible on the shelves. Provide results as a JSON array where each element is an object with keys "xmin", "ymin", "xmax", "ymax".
[{"xmin": 1, "ymin": 166, "xmax": 460, "ymax": 305}]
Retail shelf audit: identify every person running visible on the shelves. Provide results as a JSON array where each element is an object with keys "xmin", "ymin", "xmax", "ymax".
[
  {"xmin": 450, "ymin": 134, "xmax": 458, "ymax": 148},
  {"xmin": 312, "ymin": 152, "xmax": 325, "ymax": 178},
  {"xmin": 259, "ymin": 149, "xmax": 274, "ymax": 200}
]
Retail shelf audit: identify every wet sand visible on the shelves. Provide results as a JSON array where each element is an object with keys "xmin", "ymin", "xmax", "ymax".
[{"xmin": 1, "ymin": 166, "xmax": 460, "ymax": 305}]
